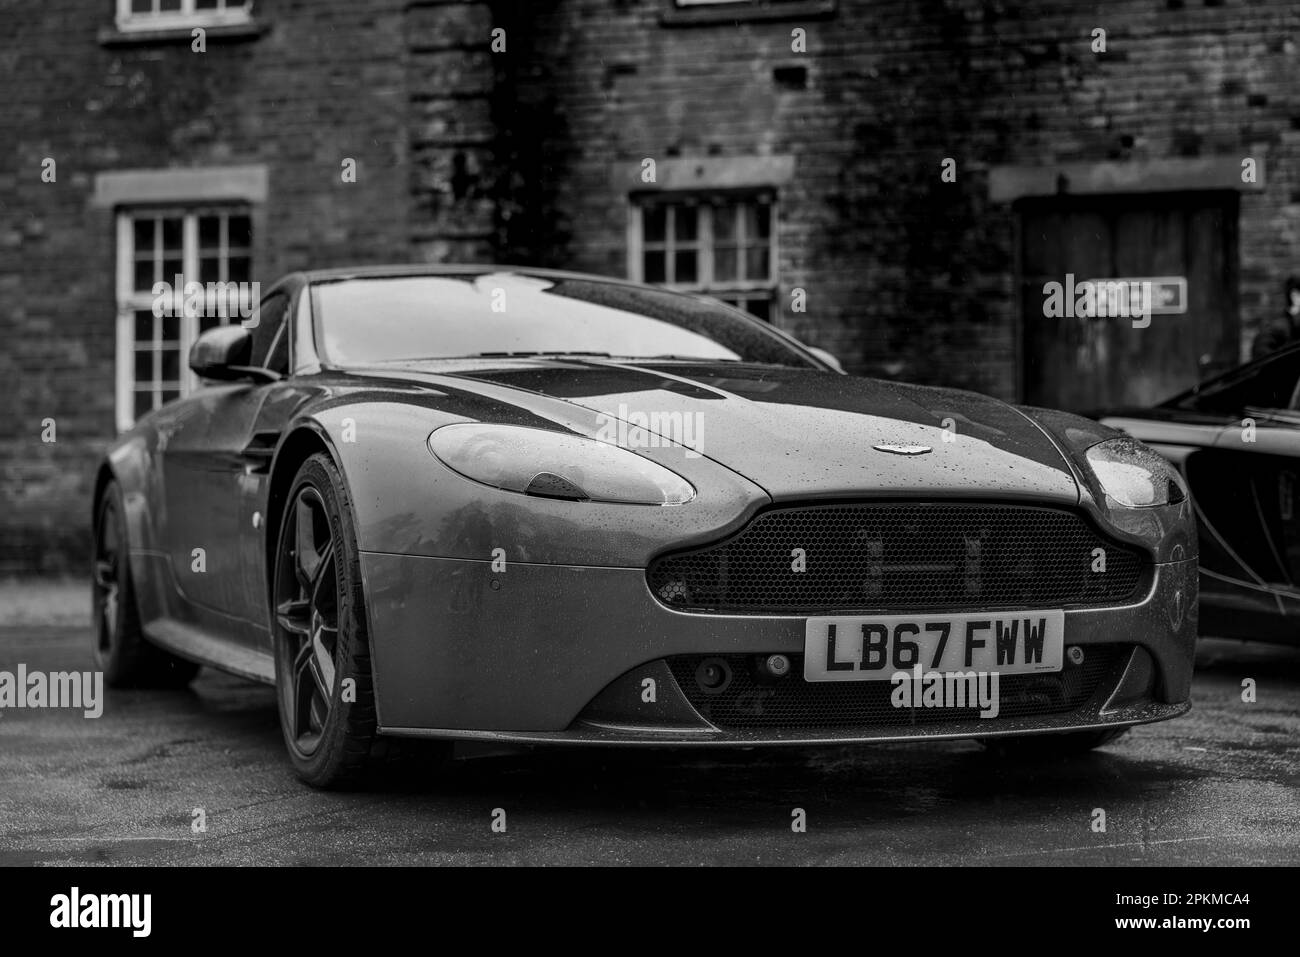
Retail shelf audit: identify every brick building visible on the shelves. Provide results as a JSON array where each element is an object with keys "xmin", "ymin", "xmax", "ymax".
[{"xmin": 2, "ymin": 0, "xmax": 1299, "ymax": 573}]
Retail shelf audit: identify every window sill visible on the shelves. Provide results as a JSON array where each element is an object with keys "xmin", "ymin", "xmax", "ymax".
[
  {"xmin": 661, "ymin": 0, "xmax": 836, "ymax": 27},
  {"xmin": 98, "ymin": 20, "xmax": 267, "ymax": 47}
]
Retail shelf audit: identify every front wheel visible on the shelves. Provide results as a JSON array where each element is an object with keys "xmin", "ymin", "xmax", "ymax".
[{"xmin": 271, "ymin": 453, "xmax": 447, "ymax": 788}]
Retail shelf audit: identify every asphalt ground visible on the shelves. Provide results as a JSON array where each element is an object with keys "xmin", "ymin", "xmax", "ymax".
[{"xmin": 0, "ymin": 612, "xmax": 1295, "ymax": 866}]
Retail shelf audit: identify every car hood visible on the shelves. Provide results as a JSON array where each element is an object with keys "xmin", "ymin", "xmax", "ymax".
[{"xmin": 347, "ymin": 359, "xmax": 1081, "ymax": 503}]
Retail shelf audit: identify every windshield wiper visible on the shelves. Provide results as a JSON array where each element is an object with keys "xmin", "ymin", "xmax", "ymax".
[
  {"xmin": 627, "ymin": 354, "xmax": 743, "ymax": 362},
  {"xmin": 464, "ymin": 351, "xmax": 742, "ymax": 361},
  {"xmin": 465, "ymin": 351, "xmax": 615, "ymax": 358}
]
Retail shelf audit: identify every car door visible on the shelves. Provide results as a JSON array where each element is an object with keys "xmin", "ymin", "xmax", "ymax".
[{"xmin": 161, "ymin": 290, "xmax": 293, "ymax": 645}]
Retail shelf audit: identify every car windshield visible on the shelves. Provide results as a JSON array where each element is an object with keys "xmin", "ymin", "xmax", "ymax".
[
  {"xmin": 1164, "ymin": 347, "xmax": 1300, "ymax": 414},
  {"xmin": 311, "ymin": 272, "xmax": 817, "ymax": 367}
]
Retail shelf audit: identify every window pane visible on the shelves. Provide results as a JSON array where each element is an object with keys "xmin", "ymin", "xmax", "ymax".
[
  {"xmin": 266, "ymin": 329, "xmax": 290, "ymax": 375},
  {"xmin": 745, "ymin": 247, "xmax": 770, "ymax": 280},
  {"xmin": 130, "ymin": 0, "xmax": 152, "ymax": 14},
  {"xmin": 743, "ymin": 202, "xmax": 771, "ymax": 240},
  {"xmin": 161, "ymin": 217, "xmax": 183, "ymax": 253},
  {"xmin": 161, "ymin": 388, "xmax": 180, "ymax": 404},
  {"xmin": 163, "ymin": 256, "xmax": 183, "ymax": 284},
  {"xmin": 744, "ymin": 299, "xmax": 772, "ymax": 323},
  {"xmin": 250, "ymin": 294, "xmax": 289, "ymax": 365},
  {"xmin": 196, "ymin": 0, "xmax": 219, "ymax": 9},
  {"xmin": 674, "ymin": 249, "xmax": 698, "ymax": 284},
  {"xmin": 198, "ymin": 215, "xmax": 221, "ymax": 249},
  {"xmin": 227, "ymin": 256, "xmax": 251, "ymax": 284},
  {"xmin": 643, "ymin": 206, "xmax": 666, "ymax": 243},
  {"xmin": 228, "ymin": 214, "xmax": 252, "ymax": 248},
  {"xmin": 714, "ymin": 204, "xmax": 737, "ymax": 242},
  {"xmin": 160, "ymin": 349, "xmax": 180, "ymax": 382},
  {"xmin": 134, "ymin": 259, "xmax": 155, "ymax": 293},
  {"xmin": 134, "ymin": 310, "xmax": 154, "ymax": 343},
  {"xmin": 160, "ymin": 314, "xmax": 181, "ymax": 345},
  {"xmin": 160, "ymin": 0, "xmax": 182, "ymax": 11},
  {"xmin": 674, "ymin": 206, "xmax": 697, "ymax": 242},
  {"xmin": 132, "ymin": 217, "xmax": 154, "ymax": 252},
  {"xmin": 134, "ymin": 344, "xmax": 155, "ymax": 373},
  {"xmin": 643, "ymin": 250, "xmax": 665, "ymax": 283},
  {"xmin": 715, "ymin": 246, "xmax": 738, "ymax": 282},
  {"xmin": 134, "ymin": 391, "xmax": 155, "ymax": 420},
  {"xmin": 199, "ymin": 256, "xmax": 222, "ymax": 284}
]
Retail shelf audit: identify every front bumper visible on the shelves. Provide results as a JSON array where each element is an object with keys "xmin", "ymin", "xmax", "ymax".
[{"xmin": 362, "ymin": 553, "xmax": 1197, "ymax": 744}]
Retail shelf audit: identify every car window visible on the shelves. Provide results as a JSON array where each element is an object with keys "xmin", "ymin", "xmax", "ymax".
[
  {"xmin": 264, "ymin": 323, "xmax": 290, "ymax": 376},
  {"xmin": 1168, "ymin": 348, "xmax": 1300, "ymax": 415},
  {"xmin": 250, "ymin": 293, "xmax": 289, "ymax": 369},
  {"xmin": 311, "ymin": 273, "xmax": 818, "ymax": 368}
]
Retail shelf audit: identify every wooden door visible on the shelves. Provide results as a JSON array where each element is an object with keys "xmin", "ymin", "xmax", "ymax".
[{"xmin": 1019, "ymin": 192, "xmax": 1238, "ymax": 411}]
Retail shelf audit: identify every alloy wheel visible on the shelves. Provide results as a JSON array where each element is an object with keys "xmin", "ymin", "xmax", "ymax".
[{"xmin": 274, "ymin": 486, "xmax": 341, "ymax": 757}]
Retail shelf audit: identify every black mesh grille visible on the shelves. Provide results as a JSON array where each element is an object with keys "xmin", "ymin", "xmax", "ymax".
[
  {"xmin": 647, "ymin": 502, "xmax": 1147, "ymax": 614},
  {"xmin": 668, "ymin": 646, "xmax": 1127, "ymax": 730}
]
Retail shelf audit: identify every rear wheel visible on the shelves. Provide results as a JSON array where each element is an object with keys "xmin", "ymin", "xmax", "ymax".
[
  {"xmin": 272, "ymin": 453, "xmax": 447, "ymax": 788},
  {"xmin": 92, "ymin": 481, "xmax": 200, "ymax": 688},
  {"xmin": 981, "ymin": 727, "xmax": 1130, "ymax": 757}
]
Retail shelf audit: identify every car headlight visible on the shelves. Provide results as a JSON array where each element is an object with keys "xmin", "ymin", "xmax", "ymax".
[
  {"xmin": 1084, "ymin": 437, "xmax": 1187, "ymax": 508},
  {"xmin": 428, "ymin": 423, "xmax": 696, "ymax": 505}
]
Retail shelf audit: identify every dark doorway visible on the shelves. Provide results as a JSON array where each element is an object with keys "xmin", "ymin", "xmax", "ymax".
[{"xmin": 1018, "ymin": 192, "xmax": 1239, "ymax": 411}]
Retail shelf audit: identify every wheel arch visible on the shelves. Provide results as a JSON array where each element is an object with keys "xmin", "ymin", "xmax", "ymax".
[
  {"xmin": 264, "ymin": 425, "xmax": 337, "ymax": 604},
  {"xmin": 93, "ymin": 439, "xmax": 155, "ymax": 589},
  {"xmin": 92, "ymin": 459, "xmax": 116, "ymax": 525}
]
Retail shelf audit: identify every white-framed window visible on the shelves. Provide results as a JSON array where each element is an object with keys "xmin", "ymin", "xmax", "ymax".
[
  {"xmin": 114, "ymin": 206, "xmax": 252, "ymax": 431},
  {"xmin": 115, "ymin": 0, "xmax": 253, "ymax": 33},
  {"xmin": 629, "ymin": 192, "xmax": 778, "ymax": 322}
]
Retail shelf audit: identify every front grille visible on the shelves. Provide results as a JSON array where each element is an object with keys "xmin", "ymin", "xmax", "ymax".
[
  {"xmin": 647, "ymin": 502, "xmax": 1147, "ymax": 614},
  {"xmin": 668, "ymin": 646, "xmax": 1128, "ymax": 730}
]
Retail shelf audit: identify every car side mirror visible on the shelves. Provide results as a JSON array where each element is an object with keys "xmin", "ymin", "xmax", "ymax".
[
  {"xmin": 189, "ymin": 325, "xmax": 278, "ymax": 383},
  {"xmin": 807, "ymin": 346, "xmax": 846, "ymax": 374}
]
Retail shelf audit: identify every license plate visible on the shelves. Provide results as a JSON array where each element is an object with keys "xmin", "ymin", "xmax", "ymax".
[{"xmin": 803, "ymin": 611, "xmax": 1065, "ymax": 682}]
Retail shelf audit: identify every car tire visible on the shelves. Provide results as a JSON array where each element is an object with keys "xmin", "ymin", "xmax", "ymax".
[
  {"xmin": 272, "ymin": 453, "xmax": 449, "ymax": 789},
  {"xmin": 980, "ymin": 727, "xmax": 1130, "ymax": 757},
  {"xmin": 92, "ymin": 480, "xmax": 201, "ymax": 688}
]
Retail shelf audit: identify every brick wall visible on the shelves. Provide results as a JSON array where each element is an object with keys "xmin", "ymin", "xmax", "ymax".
[
  {"xmin": 510, "ymin": 0, "xmax": 1300, "ymax": 391},
  {"xmin": 3, "ymin": 0, "xmax": 1300, "ymax": 572},
  {"xmin": 1, "ymin": 0, "xmax": 418, "ymax": 574}
]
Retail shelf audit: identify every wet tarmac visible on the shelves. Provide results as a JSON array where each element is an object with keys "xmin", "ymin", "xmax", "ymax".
[{"xmin": 0, "ymin": 628, "xmax": 1295, "ymax": 865}]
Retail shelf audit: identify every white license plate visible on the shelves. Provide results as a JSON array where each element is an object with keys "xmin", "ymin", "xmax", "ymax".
[{"xmin": 803, "ymin": 611, "xmax": 1065, "ymax": 682}]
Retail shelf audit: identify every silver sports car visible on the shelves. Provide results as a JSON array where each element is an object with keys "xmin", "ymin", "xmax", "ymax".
[{"xmin": 92, "ymin": 266, "xmax": 1198, "ymax": 787}]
